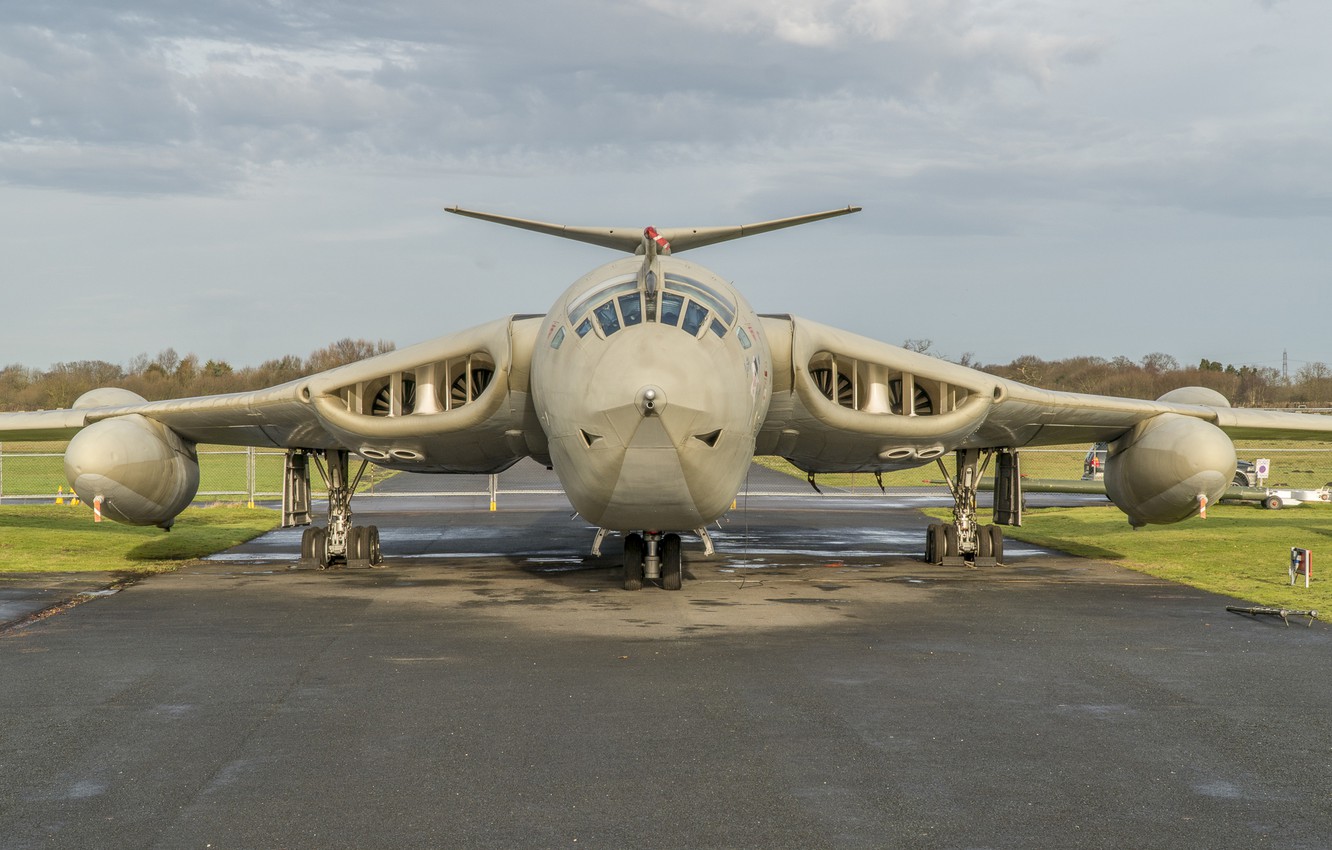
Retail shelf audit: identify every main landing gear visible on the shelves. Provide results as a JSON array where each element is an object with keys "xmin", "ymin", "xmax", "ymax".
[
  {"xmin": 927, "ymin": 448, "xmax": 1020, "ymax": 567},
  {"xmin": 285, "ymin": 449, "xmax": 384, "ymax": 569}
]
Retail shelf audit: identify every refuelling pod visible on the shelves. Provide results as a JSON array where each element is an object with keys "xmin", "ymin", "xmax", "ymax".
[
  {"xmin": 1104, "ymin": 413, "xmax": 1235, "ymax": 526},
  {"xmin": 64, "ymin": 415, "xmax": 200, "ymax": 529}
]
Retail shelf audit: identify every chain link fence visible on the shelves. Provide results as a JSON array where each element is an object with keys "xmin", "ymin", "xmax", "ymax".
[{"xmin": 2, "ymin": 441, "xmax": 1330, "ymax": 504}]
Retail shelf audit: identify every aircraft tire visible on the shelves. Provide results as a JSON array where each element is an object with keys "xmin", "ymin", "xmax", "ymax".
[
  {"xmin": 1264, "ymin": 495, "xmax": 1283, "ymax": 510},
  {"xmin": 623, "ymin": 533, "xmax": 644, "ymax": 591},
  {"xmin": 943, "ymin": 524, "xmax": 959, "ymax": 558},
  {"xmin": 927, "ymin": 527, "xmax": 948, "ymax": 564},
  {"xmin": 313, "ymin": 527, "xmax": 329, "ymax": 569},
  {"xmin": 661, "ymin": 533, "xmax": 683, "ymax": 591},
  {"xmin": 368, "ymin": 526, "xmax": 382, "ymax": 565},
  {"xmin": 300, "ymin": 527, "xmax": 317, "ymax": 562},
  {"xmin": 347, "ymin": 526, "xmax": 365, "ymax": 562},
  {"xmin": 977, "ymin": 526, "xmax": 992, "ymax": 559},
  {"xmin": 988, "ymin": 526, "xmax": 1004, "ymax": 564}
]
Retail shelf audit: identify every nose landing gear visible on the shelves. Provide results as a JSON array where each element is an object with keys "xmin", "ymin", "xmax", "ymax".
[{"xmin": 621, "ymin": 531, "xmax": 683, "ymax": 590}]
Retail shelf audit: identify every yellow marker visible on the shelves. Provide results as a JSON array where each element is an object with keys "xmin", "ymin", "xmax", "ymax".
[
  {"xmin": 71, "ymin": 493, "xmax": 80, "ymax": 506},
  {"xmin": 55, "ymin": 486, "xmax": 65, "ymax": 505},
  {"xmin": 489, "ymin": 498, "xmax": 497, "ymax": 512}
]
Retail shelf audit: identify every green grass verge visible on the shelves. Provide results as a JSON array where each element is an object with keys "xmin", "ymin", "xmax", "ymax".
[
  {"xmin": 925, "ymin": 503, "xmax": 1332, "ymax": 610},
  {"xmin": 0, "ymin": 442, "xmax": 398, "ymax": 500},
  {"xmin": 756, "ymin": 440, "xmax": 1332, "ymax": 490},
  {"xmin": 0, "ymin": 505, "xmax": 281, "ymax": 574}
]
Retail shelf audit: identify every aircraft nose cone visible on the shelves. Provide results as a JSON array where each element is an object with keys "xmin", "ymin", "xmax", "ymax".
[{"xmin": 638, "ymin": 385, "xmax": 666, "ymax": 416}]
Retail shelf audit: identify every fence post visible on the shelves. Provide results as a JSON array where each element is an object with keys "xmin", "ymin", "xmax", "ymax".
[
  {"xmin": 247, "ymin": 446, "xmax": 256, "ymax": 508},
  {"xmin": 1, "ymin": 441, "xmax": 5, "ymax": 503}
]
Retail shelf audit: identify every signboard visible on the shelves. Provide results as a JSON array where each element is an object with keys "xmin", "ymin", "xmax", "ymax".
[{"xmin": 1290, "ymin": 547, "xmax": 1312, "ymax": 587}]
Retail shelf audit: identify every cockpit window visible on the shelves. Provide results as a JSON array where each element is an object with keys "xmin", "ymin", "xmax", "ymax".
[
  {"xmin": 681, "ymin": 301, "xmax": 709, "ymax": 336},
  {"xmin": 594, "ymin": 300, "xmax": 621, "ymax": 336},
  {"xmin": 664, "ymin": 274, "xmax": 736, "ymax": 326},
  {"xmin": 736, "ymin": 326, "xmax": 752, "ymax": 349},
  {"xmin": 618, "ymin": 293, "xmax": 642, "ymax": 326},
  {"xmin": 575, "ymin": 317, "xmax": 593, "ymax": 338},
  {"xmin": 551, "ymin": 326, "xmax": 566, "ymax": 349},
  {"xmin": 709, "ymin": 319, "xmax": 727, "ymax": 339},
  {"xmin": 567, "ymin": 276, "xmax": 638, "ymax": 325},
  {"xmin": 660, "ymin": 293, "xmax": 684, "ymax": 327}
]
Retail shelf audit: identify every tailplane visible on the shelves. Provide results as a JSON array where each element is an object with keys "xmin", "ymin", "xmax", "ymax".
[{"xmin": 444, "ymin": 205, "xmax": 860, "ymax": 254}]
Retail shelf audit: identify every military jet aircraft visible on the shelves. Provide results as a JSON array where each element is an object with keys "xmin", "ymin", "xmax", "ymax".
[{"xmin": 5, "ymin": 206, "xmax": 1332, "ymax": 588}]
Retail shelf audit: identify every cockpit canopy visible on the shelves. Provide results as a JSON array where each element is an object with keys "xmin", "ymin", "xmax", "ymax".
[{"xmin": 564, "ymin": 271, "xmax": 740, "ymax": 343}]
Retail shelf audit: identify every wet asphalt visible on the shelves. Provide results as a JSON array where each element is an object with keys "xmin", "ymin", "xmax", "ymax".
[{"xmin": 1, "ymin": 464, "xmax": 1329, "ymax": 849}]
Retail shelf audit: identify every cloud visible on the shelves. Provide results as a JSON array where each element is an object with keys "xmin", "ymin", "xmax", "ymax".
[{"xmin": 0, "ymin": 1, "xmax": 1111, "ymax": 198}]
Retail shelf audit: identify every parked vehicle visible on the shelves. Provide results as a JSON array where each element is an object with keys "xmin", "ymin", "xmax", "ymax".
[
  {"xmin": 1233, "ymin": 460, "xmax": 1257, "ymax": 488},
  {"xmin": 1082, "ymin": 443, "xmax": 1108, "ymax": 480}
]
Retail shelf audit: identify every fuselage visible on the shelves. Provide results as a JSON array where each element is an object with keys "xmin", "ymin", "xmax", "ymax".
[{"xmin": 531, "ymin": 255, "xmax": 772, "ymax": 531}]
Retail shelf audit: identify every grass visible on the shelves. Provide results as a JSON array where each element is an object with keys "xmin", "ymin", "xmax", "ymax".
[
  {"xmin": 756, "ymin": 440, "xmax": 1332, "ymax": 489},
  {"xmin": 0, "ymin": 505, "xmax": 281, "ymax": 574},
  {"xmin": 925, "ymin": 503, "xmax": 1332, "ymax": 611},
  {"xmin": 0, "ymin": 441, "xmax": 398, "ymax": 500}
]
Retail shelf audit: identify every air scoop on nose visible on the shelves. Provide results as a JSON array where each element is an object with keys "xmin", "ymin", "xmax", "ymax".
[{"xmin": 637, "ymin": 385, "xmax": 666, "ymax": 416}]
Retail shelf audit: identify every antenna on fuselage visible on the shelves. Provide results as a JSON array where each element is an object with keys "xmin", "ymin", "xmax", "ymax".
[{"xmin": 444, "ymin": 205, "xmax": 861, "ymax": 254}]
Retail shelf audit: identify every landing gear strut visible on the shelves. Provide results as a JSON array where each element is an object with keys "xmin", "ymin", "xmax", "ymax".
[
  {"xmin": 287, "ymin": 449, "xmax": 383, "ymax": 569},
  {"xmin": 622, "ymin": 531, "xmax": 683, "ymax": 590},
  {"xmin": 926, "ymin": 448, "xmax": 1013, "ymax": 567}
]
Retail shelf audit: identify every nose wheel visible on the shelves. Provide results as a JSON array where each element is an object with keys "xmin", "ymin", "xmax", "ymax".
[
  {"xmin": 622, "ymin": 531, "xmax": 683, "ymax": 591},
  {"xmin": 623, "ymin": 533, "xmax": 644, "ymax": 590}
]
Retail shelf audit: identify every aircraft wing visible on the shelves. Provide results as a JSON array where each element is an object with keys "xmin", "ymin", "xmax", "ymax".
[
  {"xmin": 758, "ymin": 315, "xmax": 1332, "ymax": 473},
  {"xmin": 0, "ymin": 316, "xmax": 544, "ymax": 474}
]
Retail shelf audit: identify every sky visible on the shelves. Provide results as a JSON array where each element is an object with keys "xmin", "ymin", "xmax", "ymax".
[{"xmin": 2, "ymin": 0, "xmax": 1329, "ymax": 375}]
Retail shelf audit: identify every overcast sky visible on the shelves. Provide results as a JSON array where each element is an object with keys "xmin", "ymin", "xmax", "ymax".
[{"xmin": 3, "ymin": 0, "xmax": 1329, "ymax": 376}]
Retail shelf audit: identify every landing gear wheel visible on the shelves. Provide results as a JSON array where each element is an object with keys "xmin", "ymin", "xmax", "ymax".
[
  {"xmin": 988, "ymin": 525, "xmax": 1004, "ymax": 564},
  {"xmin": 348, "ymin": 526, "xmax": 367, "ymax": 563},
  {"xmin": 367, "ymin": 525, "xmax": 382, "ymax": 566},
  {"xmin": 977, "ymin": 525, "xmax": 992, "ymax": 559},
  {"xmin": 300, "ymin": 527, "xmax": 317, "ymax": 562},
  {"xmin": 1264, "ymin": 495, "xmax": 1283, "ymax": 510},
  {"xmin": 313, "ymin": 527, "xmax": 330, "ymax": 569},
  {"xmin": 943, "ymin": 524, "xmax": 959, "ymax": 558},
  {"xmin": 623, "ymin": 533, "xmax": 644, "ymax": 591},
  {"xmin": 925, "ymin": 523, "xmax": 941, "ymax": 563},
  {"xmin": 661, "ymin": 533, "xmax": 683, "ymax": 590}
]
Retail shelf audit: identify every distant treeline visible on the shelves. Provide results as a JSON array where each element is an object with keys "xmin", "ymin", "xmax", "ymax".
[
  {"xmin": 977, "ymin": 351, "xmax": 1332, "ymax": 409},
  {"xmin": 1, "ymin": 339, "xmax": 396, "ymax": 411},
  {"xmin": 2, "ymin": 338, "xmax": 1329, "ymax": 411}
]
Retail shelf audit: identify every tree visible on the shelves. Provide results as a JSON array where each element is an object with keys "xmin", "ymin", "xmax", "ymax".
[
  {"xmin": 1140, "ymin": 352, "xmax": 1179, "ymax": 374},
  {"xmin": 204, "ymin": 359, "xmax": 234, "ymax": 377},
  {"xmin": 306, "ymin": 338, "xmax": 396, "ymax": 373},
  {"xmin": 154, "ymin": 348, "xmax": 180, "ymax": 375}
]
